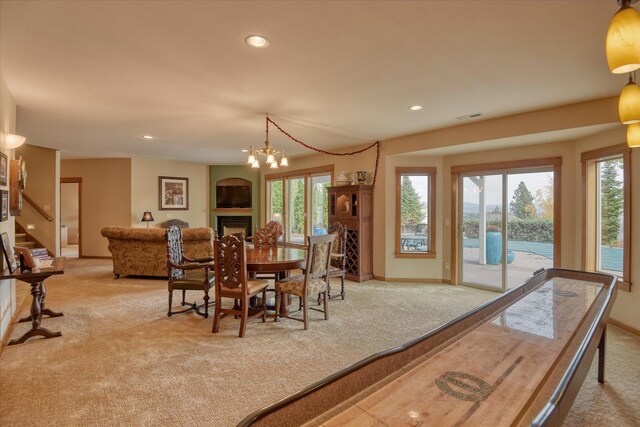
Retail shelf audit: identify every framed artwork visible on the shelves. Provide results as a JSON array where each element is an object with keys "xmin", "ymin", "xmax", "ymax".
[
  {"xmin": 0, "ymin": 232, "xmax": 17, "ymax": 273},
  {"xmin": 0, "ymin": 152, "xmax": 7, "ymax": 186},
  {"xmin": 1, "ymin": 190, "xmax": 7, "ymax": 221},
  {"xmin": 159, "ymin": 176, "xmax": 189, "ymax": 210}
]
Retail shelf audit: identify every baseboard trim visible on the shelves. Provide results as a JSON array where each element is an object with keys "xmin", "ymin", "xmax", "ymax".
[
  {"xmin": 608, "ymin": 318, "xmax": 640, "ymax": 337},
  {"xmin": 372, "ymin": 275, "xmax": 447, "ymax": 284},
  {"xmin": 0, "ymin": 286, "xmax": 31, "ymax": 354},
  {"xmin": 80, "ymin": 256, "xmax": 112, "ymax": 259}
]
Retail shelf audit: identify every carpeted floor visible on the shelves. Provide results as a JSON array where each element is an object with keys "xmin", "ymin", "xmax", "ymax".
[{"xmin": 0, "ymin": 259, "xmax": 638, "ymax": 426}]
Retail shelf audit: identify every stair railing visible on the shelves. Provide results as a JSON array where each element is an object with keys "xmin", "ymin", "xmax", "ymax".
[{"xmin": 22, "ymin": 193, "xmax": 54, "ymax": 222}]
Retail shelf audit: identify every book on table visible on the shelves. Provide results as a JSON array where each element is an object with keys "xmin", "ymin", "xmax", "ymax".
[{"xmin": 14, "ymin": 246, "xmax": 53, "ymax": 269}]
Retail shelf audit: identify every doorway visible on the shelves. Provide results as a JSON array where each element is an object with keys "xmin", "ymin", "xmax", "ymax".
[
  {"xmin": 60, "ymin": 178, "xmax": 81, "ymax": 258},
  {"xmin": 452, "ymin": 159, "xmax": 561, "ymax": 292}
]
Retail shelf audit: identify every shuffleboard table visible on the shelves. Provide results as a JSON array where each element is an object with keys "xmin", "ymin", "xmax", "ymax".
[{"xmin": 238, "ymin": 268, "xmax": 617, "ymax": 427}]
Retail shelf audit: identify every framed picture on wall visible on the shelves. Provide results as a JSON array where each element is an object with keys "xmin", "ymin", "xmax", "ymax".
[
  {"xmin": 159, "ymin": 176, "xmax": 189, "ymax": 210},
  {"xmin": 0, "ymin": 232, "xmax": 17, "ymax": 273},
  {"xmin": 0, "ymin": 152, "xmax": 7, "ymax": 186},
  {"xmin": 1, "ymin": 190, "xmax": 8, "ymax": 221}
]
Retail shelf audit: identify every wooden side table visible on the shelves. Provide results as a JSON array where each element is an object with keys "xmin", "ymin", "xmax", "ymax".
[{"xmin": 3, "ymin": 257, "xmax": 65, "ymax": 346}]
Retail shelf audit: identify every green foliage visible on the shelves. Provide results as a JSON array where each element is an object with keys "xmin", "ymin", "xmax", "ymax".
[
  {"xmin": 312, "ymin": 181, "xmax": 329, "ymax": 229},
  {"xmin": 510, "ymin": 181, "xmax": 536, "ymax": 219},
  {"xmin": 400, "ymin": 176, "xmax": 426, "ymax": 230},
  {"xmin": 600, "ymin": 159, "xmax": 623, "ymax": 246},
  {"xmin": 292, "ymin": 179, "xmax": 305, "ymax": 234},
  {"xmin": 270, "ymin": 180, "xmax": 283, "ymax": 215},
  {"xmin": 463, "ymin": 219, "xmax": 554, "ymax": 243},
  {"xmin": 534, "ymin": 176, "xmax": 554, "ymax": 221}
]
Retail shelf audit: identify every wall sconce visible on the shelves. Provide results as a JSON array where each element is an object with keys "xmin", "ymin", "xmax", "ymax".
[
  {"xmin": 606, "ymin": 0, "xmax": 640, "ymax": 74},
  {"xmin": 141, "ymin": 211, "xmax": 155, "ymax": 228},
  {"xmin": 4, "ymin": 133, "xmax": 26, "ymax": 149}
]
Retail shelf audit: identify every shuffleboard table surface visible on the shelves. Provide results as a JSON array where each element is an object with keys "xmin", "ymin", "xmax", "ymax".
[{"xmin": 321, "ymin": 277, "xmax": 603, "ymax": 427}]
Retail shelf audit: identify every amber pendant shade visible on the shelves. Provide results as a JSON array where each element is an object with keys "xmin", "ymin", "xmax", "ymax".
[
  {"xmin": 628, "ymin": 123, "xmax": 640, "ymax": 147},
  {"xmin": 619, "ymin": 75, "xmax": 640, "ymax": 124},
  {"xmin": 606, "ymin": 5, "xmax": 640, "ymax": 74}
]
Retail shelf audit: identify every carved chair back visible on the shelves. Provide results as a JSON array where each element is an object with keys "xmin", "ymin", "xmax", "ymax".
[
  {"xmin": 214, "ymin": 234, "xmax": 248, "ymax": 292},
  {"xmin": 327, "ymin": 222, "xmax": 347, "ymax": 270},
  {"xmin": 254, "ymin": 221, "xmax": 283, "ymax": 249},
  {"xmin": 166, "ymin": 226, "xmax": 185, "ymax": 279}
]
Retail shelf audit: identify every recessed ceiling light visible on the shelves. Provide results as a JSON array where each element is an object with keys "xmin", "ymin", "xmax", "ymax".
[
  {"xmin": 246, "ymin": 35, "xmax": 269, "ymax": 49},
  {"xmin": 408, "ymin": 105, "xmax": 423, "ymax": 111},
  {"xmin": 241, "ymin": 149, "xmax": 248, "ymax": 152},
  {"xmin": 142, "ymin": 135, "xmax": 154, "ymax": 140}
]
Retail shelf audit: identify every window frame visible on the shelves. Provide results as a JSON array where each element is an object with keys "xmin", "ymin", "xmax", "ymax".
[
  {"xmin": 395, "ymin": 167, "xmax": 437, "ymax": 258},
  {"xmin": 581, "ymin": 143, "xmax": 632, "ymax": 291},
  {"xmin": 264, "ymin": 165, "xmax": 333, "ymax": 247}
]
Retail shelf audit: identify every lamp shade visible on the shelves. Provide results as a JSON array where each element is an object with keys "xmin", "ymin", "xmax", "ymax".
[
  {"xmin": 5, "ymin": 133, "xmax": 26, "ymax": 149},
  {"xmin": 628, "ymin": 123, "xmax": 640, "ymax": 147},
  {"xmin": 619, "ymin": 76, "xmax": 640, "ymax": 124},
  {"xmin": 141, "ymin": 211, "xmax": 154, "ymax": 222},
  {"xmin": 606, "ymin": 5, "xmax": 640, "ymax": 74}
]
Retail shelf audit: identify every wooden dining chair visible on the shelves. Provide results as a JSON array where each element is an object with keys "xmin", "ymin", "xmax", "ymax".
[
  {"xmin": 165, "ymin": 226, "xmax": 215, "ymax": 317},
  {"xmin": 327, "ymin": 221, "xmax": 348, "ymax": 300},
  {"xmin": 274, "ymin": 234, "xmax": 335, "ymax": 330},
  {"xmin": 254, "ymin": 221, "xmax": 283, "ymax": 249},
  {"xmin": 212, "ymin": 234, "xmax": 269, "ymax": 338}
]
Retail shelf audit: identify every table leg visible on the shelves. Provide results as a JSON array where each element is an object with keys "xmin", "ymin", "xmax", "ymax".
[
  {"xmin": 18, "ymin": 281, "xmax": 63, "ymax": 323},
  {"xmin": 9, "ymin": 281, "xmax": 62, "ymax": 345},
  {"xmin": 276, "ymin": 270, "xmax": 291, "ymax": 316}
]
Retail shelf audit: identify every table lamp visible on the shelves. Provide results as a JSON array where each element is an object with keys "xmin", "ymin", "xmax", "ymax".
[{"xmin": 141, "ymin": 211, "xmax": 154, "ymax": 228}]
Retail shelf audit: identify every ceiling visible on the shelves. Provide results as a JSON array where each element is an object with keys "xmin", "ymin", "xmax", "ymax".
[{"xmin": 0, "ymin": 1, "xmax": 625, "ymax": 164}]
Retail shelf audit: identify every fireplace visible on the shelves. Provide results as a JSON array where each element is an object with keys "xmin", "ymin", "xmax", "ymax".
[{"xmin": 217, "ymin": 216, "xmax": 252, "ymax": 237}]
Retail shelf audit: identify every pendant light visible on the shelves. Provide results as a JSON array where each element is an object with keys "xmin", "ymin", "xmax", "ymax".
[
  {"xmin": 628, "ymin": 122, "xmax": 640, "ymax": 147},
  {"xmin": 606, "ymin": 0, "xmax": 640, "ymax": 74},
  {"xmin": 245, "ymin": 114, "xmax": 289, "ymax": 168},
  {"xmin": 619, "ymin": 72, "xmax": 640, "ymax": 124}
]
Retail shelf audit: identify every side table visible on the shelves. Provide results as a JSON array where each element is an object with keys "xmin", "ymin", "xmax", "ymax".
[{"xmin": 3, "ymin": 257, "xmax": 65, "ymax": 345}]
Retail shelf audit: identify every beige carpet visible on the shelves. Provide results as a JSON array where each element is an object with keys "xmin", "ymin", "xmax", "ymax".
[{"xmin": 0, "ymin": 259, "xmax": 638, "ymax": 426}]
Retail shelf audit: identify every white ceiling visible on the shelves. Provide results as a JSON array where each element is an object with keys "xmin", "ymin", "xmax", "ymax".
[{"xmin": 0, "ymin": 1, "xmax": 626, "ymax": 164}]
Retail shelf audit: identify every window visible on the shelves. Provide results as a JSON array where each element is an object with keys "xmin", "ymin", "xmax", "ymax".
[
  {"xmin": 582, "ymin": 144, "xmax": 631, "ymax": 291},
  {"xmin": 266, "ymin": 179, "xmax": 283, "ymax": 226},
  {"xmin": 310, "ymin": 174, "xmax": 330, "ymax": 235},
  {"xmin": 395, "ymin": 167, "xmax": 436, "ymax": 258},
  {"xmin": 265, "ymin": 166, "xmax": 333, "ymax": 246}
]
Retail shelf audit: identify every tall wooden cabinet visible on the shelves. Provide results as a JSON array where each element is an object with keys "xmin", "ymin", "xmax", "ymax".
[{"xmin": 328, "ymin": 184, "xmax": 373, "ymax": 282}]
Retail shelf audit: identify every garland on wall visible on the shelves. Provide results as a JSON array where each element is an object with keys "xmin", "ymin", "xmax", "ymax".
[{"xmin": 267, "ymin": 116, "xmax": 381, "ymax": 186}]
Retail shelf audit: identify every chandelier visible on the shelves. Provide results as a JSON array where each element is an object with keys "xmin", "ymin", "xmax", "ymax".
[{"xmin": 246, "ymin": 115, "xmax": 289, "ymax": 169}]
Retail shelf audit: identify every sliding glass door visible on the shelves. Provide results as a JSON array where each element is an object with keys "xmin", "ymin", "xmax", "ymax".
[{"xmin": 459, "ymin": 168, "xmax": 555, "ymax": 291}]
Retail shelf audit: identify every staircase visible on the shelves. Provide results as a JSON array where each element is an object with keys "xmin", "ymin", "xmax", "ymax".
[{"xmin": 15, "ymin": 223, "xmax": 49, "ymax": 253}]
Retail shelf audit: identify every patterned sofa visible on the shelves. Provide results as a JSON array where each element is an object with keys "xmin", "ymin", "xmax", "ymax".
[{"xmin": 101, "ymin": 226, "xmax": 214, "ymax": 278}]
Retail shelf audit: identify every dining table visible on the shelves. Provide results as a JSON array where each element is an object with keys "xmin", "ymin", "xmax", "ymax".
[{"xmin": 245, "ymin": 245, "xmax": 307, "ymax": 316}]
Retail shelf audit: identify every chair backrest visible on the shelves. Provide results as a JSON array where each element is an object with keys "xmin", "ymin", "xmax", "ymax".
[
  {"xmin": 214, "ymin": 234, "xmax": 248, "ymax": 292},
  {"xmin": 166, "ymin": 226, "xmax": 185, "ymax": 279},
  {"xmin": 304, "ymin": 234, "xmax": 336, "ymax": 280},
  {"xmin": 254, "ymin": 221, "xmax": 283, "ymax": 249},
  {"xmin": 327, "ymin": 222, "xmax": 347, "ymax": 269}
]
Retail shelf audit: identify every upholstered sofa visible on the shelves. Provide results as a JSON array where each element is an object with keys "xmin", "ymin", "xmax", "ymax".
[{"xmin": 101, "ymin": 226, "xmax": 214, "ymax": 278}]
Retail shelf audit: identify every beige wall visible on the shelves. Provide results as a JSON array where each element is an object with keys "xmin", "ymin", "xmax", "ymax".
[
  {"xmin": 0, "ymin": 74, "xmax": 17, "ymax": 341},
  {"xmin": 60, "ymin": 182, "xmax": 79, "ymax": 245},
  {"xmin": 61, "ymin": 159, "xmax": 131, "ymax": 257},
  {"xmin": 130, "ymin": 157, "xmax": 209, "ymax": 228},
  {"xmin": 259, "ymin": 99, "xmax": 639, "ymax": 330},
  {"xmin": 14, "ymin": 144, "xmax": 60, "ymax": 255}
]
